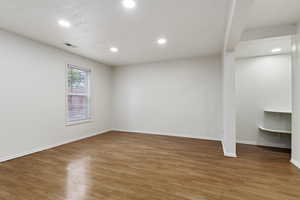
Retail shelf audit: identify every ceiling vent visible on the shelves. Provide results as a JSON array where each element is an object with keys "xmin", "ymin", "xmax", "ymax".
[{"xmin": 64, "ymin": 43, "xmax": 77, "ymax": 48}]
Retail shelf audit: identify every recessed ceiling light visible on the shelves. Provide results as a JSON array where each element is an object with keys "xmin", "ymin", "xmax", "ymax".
[
  {"xmin": 157, "ymin": 38, "xmax": 167, "ymax": 45},
  {"xmin": 271, "ymin": 48, "xmax": 282, "ymax": 53},
  {"xmin": 122, "ymin": 0, "xmax": 136, "ymax": 9},
  {"xmin": 58, "ymin": 19, "xmax": 71, "ymax": 28},
  {"xmin": 110, "ymin": 47, "xmax": 119, "ymax": 53}
]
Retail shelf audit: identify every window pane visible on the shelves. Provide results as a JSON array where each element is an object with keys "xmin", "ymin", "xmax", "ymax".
[
  {"xmin": 68, "ymin": 95, "xmax": 89, "ymax": 122},
  {"xmin": 66, "ymin": 65, "xmax": 90, "ymax": 123},
  {"xmin": 68, "ymin": 67, "xmax": 88, "ymax": 94}
]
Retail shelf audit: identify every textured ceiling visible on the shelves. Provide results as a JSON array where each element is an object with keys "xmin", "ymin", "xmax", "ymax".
[
  {"xmin": 0, "ymin": 0, "xmax": 229, "ymax": 66},
  {"xmin": 246, "ymin": 0, "xmax": 300, "ymax": 30}
]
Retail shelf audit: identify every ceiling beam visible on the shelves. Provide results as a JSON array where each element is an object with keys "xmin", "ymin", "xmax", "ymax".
[{"xmin": 224, "ymin": 0, "xmax": 254, "ymax": 52}]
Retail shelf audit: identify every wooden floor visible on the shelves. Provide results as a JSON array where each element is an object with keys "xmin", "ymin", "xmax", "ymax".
[{"xmin": 0, "ymin": 131, "xmax": 300, "ymax": 200}]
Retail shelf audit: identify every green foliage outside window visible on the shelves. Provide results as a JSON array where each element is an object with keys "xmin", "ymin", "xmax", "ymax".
[{"xmin": 68, "ymin": 68, "xmax": 87, "ymax": 90}]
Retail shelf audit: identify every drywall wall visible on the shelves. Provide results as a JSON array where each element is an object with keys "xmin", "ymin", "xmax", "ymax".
[
  {"xmin": 291, "ymin": 22, "xmax": 300, "ymax": 168},
  {"xmin": 112, "ymin": 56, "xmax": 222, "ymax": 140},
  {"xmin": 0, "ymin": 30, "xmax": 112, "ymax": 161},
  {"xmin": 222, "ymin": 52, "xmax": 237, "ymax": 157},
  {"xmin": 221, "ymin": 0, "xmax": 254, "ymax": 158},
  {"xmin": 236, "ymin": 54, "xmax": 292, "ymax": 148}
]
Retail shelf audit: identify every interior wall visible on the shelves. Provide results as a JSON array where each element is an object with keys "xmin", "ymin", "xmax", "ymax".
[
  {"xmin": 291, "ymin": 22, "xmax": 300, "ymax": 168},
  {"xmin": 0, "ymin": 30, "xmax": 112, "ymax": 161},
  {"xmin": 222, "ymin": 52, "xmax": 237, "ymax": 157},
  {"xmin": 236, "ymin": 54, "xmax": 292, "ymax": 148},
  {"xmin": 112, "ymin": 56, "xmax": 222, "ymax": 140}
]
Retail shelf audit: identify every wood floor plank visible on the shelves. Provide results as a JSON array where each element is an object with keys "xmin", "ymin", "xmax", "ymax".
[{"xmin": 0, "ymin": 131, "xmax": 299, "ymax": 200}]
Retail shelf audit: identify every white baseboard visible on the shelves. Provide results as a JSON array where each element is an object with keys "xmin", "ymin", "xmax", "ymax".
[
  {"xmin": 237, "ymin": 139, "xmax": 291, "ymax": 149},
  {"xmin": 224, "ymin": 152, "xmax": 237, "ymax": 158},
  {"xmin": 0, "ymin": 129, "xmax": 111, "ymax": 163},
  {"xmin": 3, "ymin": 128, "xmax": 291, "ymax": 163},
  {"xmin": 221, "ymin": 141, "xmax": 237, "ymax": 158},
  {"xmin": 114, "ymin": 129, "xmax": 238, "ymax": 158},
  {"xmin": 112, "ymin": 129, "xmax": 222, "ymax": 141},
  {"xmin": 291, "ymin": 158, "xmax": 300, "ymax": 168}
]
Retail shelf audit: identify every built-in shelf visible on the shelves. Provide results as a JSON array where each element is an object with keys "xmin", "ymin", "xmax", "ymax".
[
  {"xmin": 259, "ymin": 108, "xmax": 292, "ymax": 135},
  {"xmin": 264, "ymin": 109, "xmax": 292, "ymax": 114},
  {"xmin": 258, "ymin": 126, "xmax": 291, "ymax": 134}
]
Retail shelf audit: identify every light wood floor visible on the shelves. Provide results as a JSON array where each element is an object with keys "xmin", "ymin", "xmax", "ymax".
[{"xmin": 0, "ymin": 131, "xmax": 299, "ymax": 200}]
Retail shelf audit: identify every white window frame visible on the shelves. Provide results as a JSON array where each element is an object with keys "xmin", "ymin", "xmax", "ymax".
[{"xmin": 65, "ymin": 64, "xmax": 92, "ymax": 126}]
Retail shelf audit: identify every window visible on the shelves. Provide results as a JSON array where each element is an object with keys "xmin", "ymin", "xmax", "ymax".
[{"xmin": 66, "ymin": 65, "xmax": 91, "ymax": 124}]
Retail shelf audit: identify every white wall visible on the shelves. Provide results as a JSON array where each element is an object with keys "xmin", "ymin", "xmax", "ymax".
[
  {"xmin": 112, "ymin": 56, "xmax": 222, "ymax": 140},
  {"xmin": 0, "ymin": 30, "xmax": 112, "ymax": 161},
  {"xmin": 291, "ymin": 22, "xmax": 300, "ymax": 168},
  {"xmin": 222, "ymin": 52, "xmax": 237, "ymax": 157},
  {"xmin": 236, "ymin": 54, "xmax": 292, "ymax": 148}
]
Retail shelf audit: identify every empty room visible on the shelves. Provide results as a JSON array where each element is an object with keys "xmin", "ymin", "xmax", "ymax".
[{"xmin": 1, "ymin": 0, "xmax": 300, "ymax": 199}]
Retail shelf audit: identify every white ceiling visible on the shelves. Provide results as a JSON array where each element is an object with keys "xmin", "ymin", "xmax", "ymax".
[
  {"xmin": 246, "ymin": 0, "xmax": 300, "ymax": 30},
  {"xmin": 0, "ymin": 0, "xmax": 229, "ymax": 66},
  {"xmin": 236, "ymin": 36, "xmax": 292, "ymax": 59}
]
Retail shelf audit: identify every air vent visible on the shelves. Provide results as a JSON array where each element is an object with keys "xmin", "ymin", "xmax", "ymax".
[{"xmin": 64, "ymin": 43, "xmax": 77, "ymax": 48}]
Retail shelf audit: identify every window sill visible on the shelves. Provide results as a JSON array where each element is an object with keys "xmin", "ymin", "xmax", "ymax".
[{"xmin": 65, "ymin": 119, "xmax": 92, "ymax": 126}]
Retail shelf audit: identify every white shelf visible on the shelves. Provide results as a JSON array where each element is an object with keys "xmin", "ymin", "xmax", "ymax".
[
  {"xmin": 258, "ymin": 126, "xmax": 291, "ymax": 134},
  {"xmin": 264, "ymin": 109, "xmax": 292, "ymax": 114}
]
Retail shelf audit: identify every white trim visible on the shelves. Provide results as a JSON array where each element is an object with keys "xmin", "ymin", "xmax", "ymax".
[
  {"xmin": 67, "ymin": 64, "xmax": 92, "ymax": 72},
  {"xmin": 115, "ymin": 129, "xmax": 238, "ymax": 157},
  {"xmin": 224, "ymin": 152, "xmax": 237, "ymax": 158},
  {"xmin": 0, "ymin": 129, "xmax": 111, "ymax": 163},
  {"xmin": 112, "ymin": 129, "xmax": 222, "ymax": 141},
  {"xmin": 113, "ymin": 129, "xmax": 291, "ymax": 150},
  {"xmin": 68, "ymin": 93, "xmax": 89, "ymax": 96},
  {"xmin": 2, "ymin": 129, "xmax": 292, "ymax": 163},
  {"xmin": 237, "ymin": 139, "xmax": 291, "ymax": 149},
  {"xmin": 291, "ymin": 159, "xmax": 300, "ymax": 169},
  {"xmin": 65, "ymin": 64, "xmax": 92, "ymax": 124},
  {"xmin": 65, "ymin": 119, "xmax": 93, "ymax": 126},
  {"xmin": 222, "ymin": 141, "xmax": 237, "ymax": 158}
]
